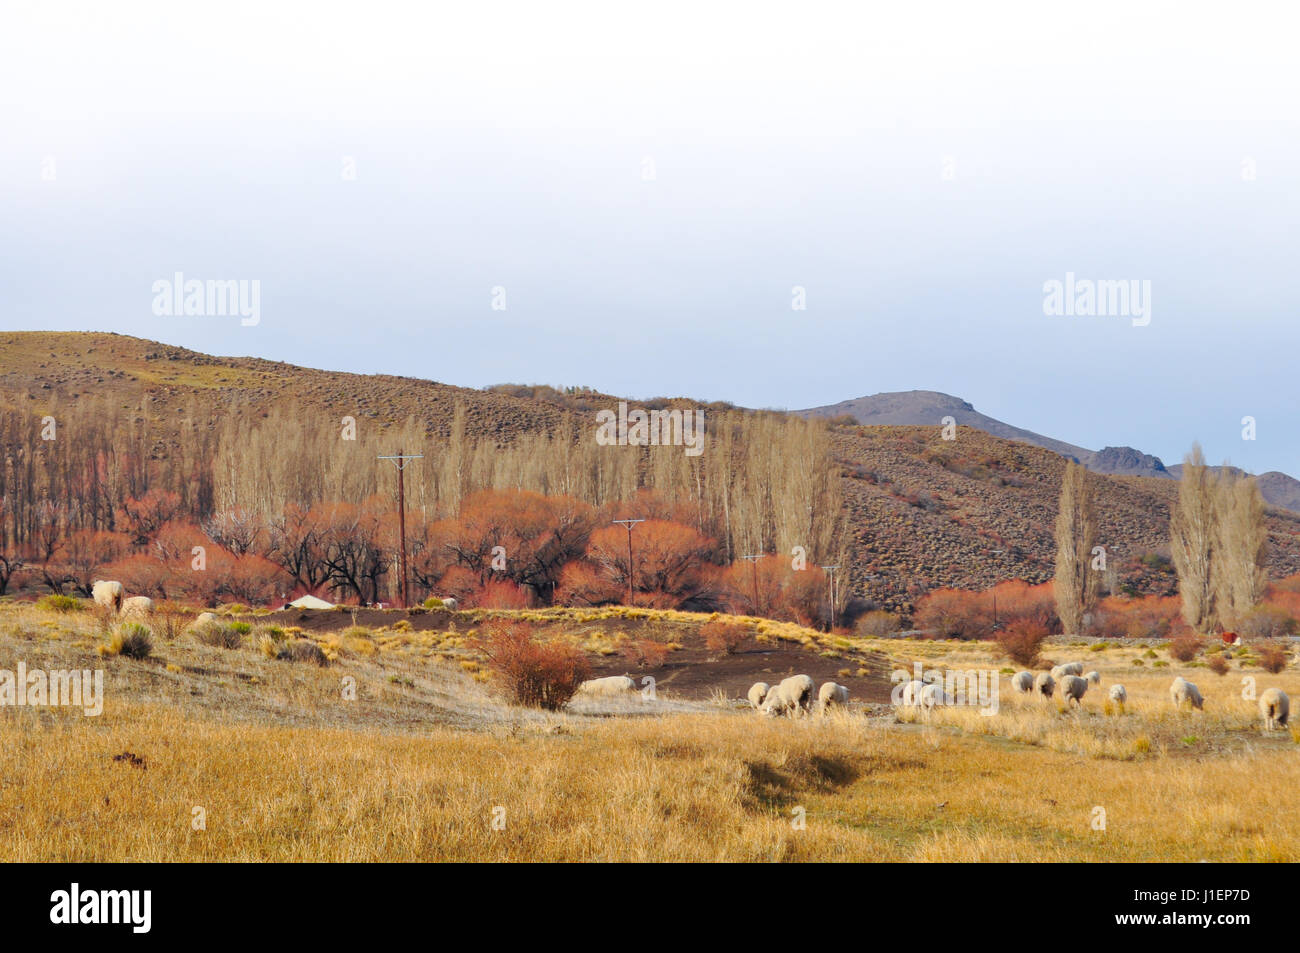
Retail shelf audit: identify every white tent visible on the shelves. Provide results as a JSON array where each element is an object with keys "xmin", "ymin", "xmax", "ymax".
[{"xmin": 285, "ymin": 594, "xmax": 334, "ymax": 610}]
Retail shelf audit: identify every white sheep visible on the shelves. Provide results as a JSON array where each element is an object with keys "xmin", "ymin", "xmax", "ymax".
[
  {"xmin": 1108, "ymin": 684, "xmax": 1127, "ymax": 705},
  {"xmin": 119, "ymin": 596, "xmax": 154, "ymax": 619},
  {"xmin": 920, "ymin": 682, "xmax": 945, "ymax": 712},
  {"xmin": 1170, "ymin": 676, "xmax": 1204, "ymax": 711},
  {"xmin": 441, "ymin": 597, "xmax": 458, "ymax": 611},
  {"xmin": 192, "ymin": 611, "xmax": 218, "ymax": 628},
  {"xmin": 763, "ymin": 674, "xmax": 814, "ymax": 717},
  {"xmin": 1260, "ymin": 688, "xmax": 1290, "ymax": 731},
  {"xmin": 577, "ymin": 675, "xmax": 636, "ymax": 696},
  {"xmin": 1050, "ymin": 662, "xmax": 1084, "ymax": 679},
  {"xmin": 897, "ymin": 678, "xmax": 926, "ymax": 709},
  {"xmin": 1059, "ymin": 674, "xmax": 1088, "ymax": 707},
  {"xmin": 818, "ymin": 682, "xmax": 849, "ymax": 712},
  {"xmin": 91, "ymin": 580, "xmax": 124, "ymax": 613},
  {"xmin": 1011, "ymin": 671, "xmax": 1034, "ymax": 694},
  {"xmin": 1034, "ymin": 672, "xmax": 1055, "ymax": 699},
  {"xmin": 1085, "ymin": 670, "xmax": 1101, "ymax": 685},
  {"xmin": 747, "ymin": 682, "xmax": 770, "ymax": 709}
]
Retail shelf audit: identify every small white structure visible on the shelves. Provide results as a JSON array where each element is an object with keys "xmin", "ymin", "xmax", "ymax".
[{"xmin": 284, "ymin": 595, "xmax": 335, "ymax": 610}]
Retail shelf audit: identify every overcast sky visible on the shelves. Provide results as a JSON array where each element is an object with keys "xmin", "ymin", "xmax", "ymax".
[{"xmin": 2, "ymin": 1, "xmax": 1298, "ymax": 474}]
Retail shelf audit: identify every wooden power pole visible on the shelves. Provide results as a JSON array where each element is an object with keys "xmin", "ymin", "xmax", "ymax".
[
  {"xmin": 612, "ymin": 518, "xmax": 644, "ymax": 607},
  {"xmin": 379, "ymin": 449, "xmax": 423, "ymax": 608}
]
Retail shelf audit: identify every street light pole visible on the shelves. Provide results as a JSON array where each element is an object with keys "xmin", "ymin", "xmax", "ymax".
[
  {"xmin": 612, "ymin": 519, "xmax": 645, "ymax": 607},
  {"xmin": 378, "ymin": 449, "xmax": 424, "ymax": 608}
]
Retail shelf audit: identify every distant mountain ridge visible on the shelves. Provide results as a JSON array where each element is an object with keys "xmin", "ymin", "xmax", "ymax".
[{"xmin": 798, "ymin": 390, "xmax": 1300, "ymax": 512}]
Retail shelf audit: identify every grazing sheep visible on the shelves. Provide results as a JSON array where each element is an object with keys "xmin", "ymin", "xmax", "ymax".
[
  {"xmin": 1170, "ymin": 676, "xmax": 1204, "ymax": 711},
  {"xmin": 91, "ymin": 580, "xmax": 124, "ymax": 613},
  {"xmin": 920, "ymin": 682, "xmax": 945, "ymax": 712},
  {"xmin": 577, "ymin": 675, "xmax": 636, "ymax": 696},
  {"xmin": 1085, "ymin": 670, "xmax": 1101, "ymax": 685},
  {"xmin": 897, "ymin": 678, "xmax": 926, "ymax": 709},
  {"xmin": 1050, "ymin": 662, "xmax": 1084, "ymax": 679},
  {"xmin": 119, "ymin": 596, "xmax": 154, "ymax": 619},
  {"xmin": 441, "ymin": 597, "xmax": 458, "ymax": 611},
  {"xmin": 818, "ymin": 682, "xmax": 850, "ymax": 712},
  {"xmin": 763, "ymin": 674, "xmax": 814, "ymax": 717},
  {"xmin": 1108, "ymin": 684, "xmax": 1127, "ymax": 705},
  {"xmin": 1060, "ymin": 674, "xmax": 1088, "ymax": 707},
  {"xmin": 747, "ymin": 682, "xmax": 770, "ymax": 709},
  {"xmin": 1012, "ymin": 671, "xmax": 1034, "ymax": 695},
  {"xmin": 1034, "ymin": 672, "xmax": 1055, "ymax": 699},
  {"xmin": 1260, "ymin": 688, "xmax": 1290, "ymax": 731}
]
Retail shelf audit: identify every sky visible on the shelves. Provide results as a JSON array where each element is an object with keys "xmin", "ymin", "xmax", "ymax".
[{"xmin": 2, "ymin": 1, "xmax": 1298, "ymax": 474}]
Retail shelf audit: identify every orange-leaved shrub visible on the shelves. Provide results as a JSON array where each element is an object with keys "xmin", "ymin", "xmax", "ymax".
[
  {"xmin": 476, "ymin": 621, "xmax": 590, "ymax": 710},
  {"xmin": 996, "ymin": 619, "xmax": 1049, "ymax": 667}
]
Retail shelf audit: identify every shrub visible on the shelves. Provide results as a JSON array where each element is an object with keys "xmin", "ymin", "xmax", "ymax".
[
  {"xmin": 913, "ymin": 588, "xmax": 992, "ymax": 640},
  {"xmin": 279, "ymin": 640, "xmax": 329, "ymax": 666},
  {"xmin": 228, "ymin": 621, "xmax": 253, "ymax": 635},
  {"xmin": 476, "ymin": 621, "xmax": 590, "ymax": 710},
  {"xmin": 1169, "ymin": 635, "xmax": 1202, "ymax": 662},
  {"xmin": 196, "ymin": 623, "xmax": 244, "ymax": 650},
  {"xmin": 1240, "ymin": 605, "xmax": 1298, "ymax": 640},
  {"xmin": 1207, "ymin": 655, "xmax": 1230, "ymax": 675},
  {"xmin": 1258, "ymin": 644, "xmax": 1288, "ymax": 674},
  {"xmin": 423, "ymin": 597, "xmax": 444, "ymax": 609},
  {"xmin": 996, "ymin": 619, "xmax": 1048, "ymax": 667},
  {"xmin": 854, "ymin": 610, "xmax": 900, "ymax": 637},
  {"xmin": 701, "ymin": 621, "xmax": 749, "ymax": 655},
  {"xmin": 102, "ymin": 623, "xmax": 152, "ymax": 659},
  {"xmin": 37, "ymin": 594, "xmax": 82, "ymax": 613},
  {"xmin": 626, "ymin": 639, "xmax": 671, "ymax": 668}
]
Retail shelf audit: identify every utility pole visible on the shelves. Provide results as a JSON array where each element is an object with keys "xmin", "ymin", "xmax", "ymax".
[
  {"xmin": 820, "ymin": 565, "xmax": 841, "ymax": 630},
  {"xmin": 740, "ymin": 554, "xmax": 765, "ymax": 613},
  {"xmin": 612, "ymin": 518, "xmax": 644, "ymax": 607},
  {"xmin": 378, "ymin": 449, "xmax": 423, "ymax": 608}
]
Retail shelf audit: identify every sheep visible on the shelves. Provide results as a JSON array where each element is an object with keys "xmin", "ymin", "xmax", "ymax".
[
  {"xmin": 1034, "ymin": 672, "xmax": 1055, "ymax": 699},
  {"xmin": 1170, "ymin": 676, "xmax": 1204, "ymax": 711},
  {"xmin": 91, "ymin": 580, "xmax": 124, "ymax": 613},
  {"xmin": 747, "ymin": 682, "xmax": 770, "ymax": 709},
  {"xmin": 1260, "ymin": 688, "xmax": 1290, "ymax": 731},
  {"xmin": 1108, "ymin": 684, "xmax": 1127, "ymax": 705},
  {"xmin": 818, "ymin": 682, "xmax": 849, "ymax": 712},
  {"xmin": 763, "ymin": 674, "xmax": 814, "ymax": 717},
  {"xmin": 191, "ymin": 611, "xmax": 219, "ymax": 628},
  {"xmin": 119, "ymin": 596, "xmax": 154, "ymax": 619},
  {"xmin": 920, "ymin": 682, "xmax": 945, "ymax": 712},
  {"xmin": 577, "ymin": 675, "xmax": 636, "ymax": 696},
  {"xmin": 1085, "ymin": 670, "xmax": 1101, "ymax": 685},
  {"xmin": 1050, "ymin": 662, "xmax": 1084, "ymax": 679},
  {"xmin": 896, "ymin": 678, "xmax": 926, "ymax": 709},
  {"xmin": 441, "ymin": 597, "xmax": 458, "ymax": 611},
  {"xmin": 1059, "ymin": 674, "xmax": 1088, "ymax": 707},
  {"xmin": 1011, "ymin": 671, "xmax": 1034, "ymax": 694}
]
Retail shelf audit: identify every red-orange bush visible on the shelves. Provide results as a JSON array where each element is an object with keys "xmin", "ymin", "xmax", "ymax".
[
  {"xmin": 996, "ymin": 619, "xmax": 1049, "ymax": 667},
  {"xmin": 701, "ymin": 621, "xmax": 750, "ymax": 655},
  {"xmin": 476, "ymin": 622, "xmax": 591, "ymax": 710},
  {"xmin": 1169, "ymin": 635, "xmax": 1203, "ymax": 662},
  {"xmin": 1257, "ymin": 644, "xmax": 1288, "ymax": 674},
  {"xmin": 913, "ymin": 588, "xmax": 992, "ymax": 640},
  {"xmin": 625, "ymin": 639, "xmax": 671, "ymax": 668}
]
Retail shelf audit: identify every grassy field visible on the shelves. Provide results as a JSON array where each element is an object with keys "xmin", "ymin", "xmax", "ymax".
[{"xmin": 2, "ymin": 601, "xmax": 1299, "ymax": 861}]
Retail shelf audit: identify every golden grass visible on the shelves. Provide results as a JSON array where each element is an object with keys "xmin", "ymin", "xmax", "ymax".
[{"xmin": 3, "ymin": 601, "xmax": 1299, "ymax": 861}]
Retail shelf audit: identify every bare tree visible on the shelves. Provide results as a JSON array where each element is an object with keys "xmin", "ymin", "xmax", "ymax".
[
  {"xmin": 1054, "ymin": 461, "xmax": 1099, "ymax": 635},
  {"xmin": 1214, "ymin": 470, "xmax": 1268, "ymax": 629},
  {"xmin": 1171, "ymin": 444, "xmax": 1218, "ymax": 631}
]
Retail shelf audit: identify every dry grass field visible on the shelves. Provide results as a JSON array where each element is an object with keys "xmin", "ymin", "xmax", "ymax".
[{"xmin": 2, "ymin": 600, "xmax": 1299, "ymax": 862}]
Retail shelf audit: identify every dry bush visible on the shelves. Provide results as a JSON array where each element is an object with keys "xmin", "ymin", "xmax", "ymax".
[
  {"xmin": 279, "ymin": 640, "xmax": 329, "ymax": 666},
  {"xmin": 1207, "ymin": 655, "xmax": 1231, "ymax": 676},
  {"xmin": 1240, "ymin": 605, "xmax": 1298, "ymax": 641},
  {"xmin": 1258, "ymin": 644, "xmax": 1288, "ymax": 675},
  {"xmin": 102, "ymin": 623, "xmax": 153, "ymax": 659},
  {"xmin": 626, "ymin": 639, "xmax": 671, "ymax": 668},
  {"xmin": 476, "ymin": 621, "xmax": 590, "ymax": 710},
  {"xmin": 701, "ymin": 621, "xmax": 749, "ymax": 655},
  {"xmin": 854, "ymin": 610, "xmax": 900, "ymax": 637},
  {"xmin": 913, "ymin": 588, "xmax": 992, "ymax": 640},
  {"xmin": 1169, "ymin": 635, "xmax": 1203, "ymax": 662},
  {"xmin": 195, "ymin": 623, "xmax": 244, "ymax": 650},
  {"xmin": 996, "ymin": 619, "xmax": 1048, "ymax": 667}
]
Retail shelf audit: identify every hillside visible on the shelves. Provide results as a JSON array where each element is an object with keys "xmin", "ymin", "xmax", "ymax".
[{"xmin": 4, "ymin": 331, "xmax": 1300, "ymax": 612}]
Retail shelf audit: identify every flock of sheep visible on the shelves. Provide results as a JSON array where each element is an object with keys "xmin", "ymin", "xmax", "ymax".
[
  {"xmin": 748, "ymin": 675, "xmax": 849, "ymax": 716},
  {"xmin": 91, "ymin": 579, "xmax": 154, "ymax": 619},
  {"xmin": 1008, "ymin": 660, "xmax": 1290, "ymax": 731}
]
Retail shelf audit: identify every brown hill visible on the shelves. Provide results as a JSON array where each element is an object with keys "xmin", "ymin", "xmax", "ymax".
[{"xmin": 4, "ymin": 331, "xmax": 1299, "ymax": 612}]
